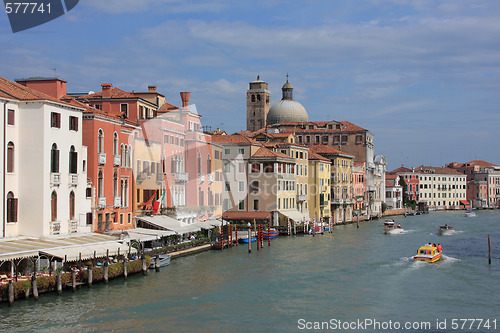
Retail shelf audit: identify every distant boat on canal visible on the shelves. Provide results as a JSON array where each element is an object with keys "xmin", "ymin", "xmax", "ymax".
[
  {"xmin": 438, "ymin": 224, "xmax": 455, "ymax": 236},
  {"xmin": 238, "ymin": 236, "xmax": 257, "ymax": 244},
  {"xmin": 384, "ymin": 220, "xmax": 404, "ymax": 234},
  {"xmin": 262, "ymin": 229, "xmax": 279, "ymax": 239}
]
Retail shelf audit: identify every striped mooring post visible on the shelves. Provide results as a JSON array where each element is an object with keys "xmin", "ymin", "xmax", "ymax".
[
  {"xmin": 235, "ymin": 224, "xmax": 238, "ymax": 246},
  {"xmin": 221, "ymin": 225, "xmax": 224, "ymax": 251},
  {"xmin": 268, "ymin": 221, "xmax": 271, "ymax": 246}
]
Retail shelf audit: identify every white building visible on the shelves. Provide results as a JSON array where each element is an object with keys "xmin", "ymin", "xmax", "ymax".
[
  {"xmin": 416, "ymin": 166, "xmax": 467, "ymax": 210},
  {"xmin": 385, "ymin": 174, "xmax": 403, "ymax": 209},
  {"xmin": 1, "ymin": 76, "xmax": 91, "ymax": 238}
]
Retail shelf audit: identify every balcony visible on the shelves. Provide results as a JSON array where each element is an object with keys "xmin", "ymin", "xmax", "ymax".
[
  {"xmin": 51, "ymin": 221, "xmax": 61, "ymax": 235},
  {"xmin": 136, "ymin": 172, "xmax": 146, "ymax": 182},
  {"xmin": 98, "ymin": 197, "xmax": 106, "ymax": 208},
  {"xmin": 113, "ymin": 154, "xmax": 121, "ymax": 166},
  {"xmin": 69, "ymin": 174, "xmax": 78, "ymax": 186},
  {"xmin": 69, "ymin": 220, "xmax": 78, "ymax": 233},
  {"xmin": 332, "ymin": 198, "xmax": 344, "ymax": 205},
  {"xmin": 98, "ymin": 153, "xmax": 106, "ymax": 165},
  {"xmin": 199, "ymin": 173, "xmax": 205, "ymax": 184},
  {"xmin": 50, "ymin": 173, "xmax": 61, "ymax": 186},
  {"xmin": 114, "ymin": 196, "xmax": 121, "ymax": 207},
  {"xmin": 174, "ymin": 172, "xmax": 189, "ymax": 183},
  {"xmin": 207, "ymin": 173, "xmax": 214, "ymax": 183},
  {"xmin": 297, "ymin": 195, "xmax": 307, "ymax": 202}
]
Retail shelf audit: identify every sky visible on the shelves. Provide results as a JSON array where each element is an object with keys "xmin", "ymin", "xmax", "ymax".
[{"xmin": 1, "ymin": 0, "xmax": 499, "ymax": 170}]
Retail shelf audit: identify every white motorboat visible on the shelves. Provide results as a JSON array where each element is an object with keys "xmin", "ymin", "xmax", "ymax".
[
  {"xmin": 438, "ymin": 224, "xmax": 456, "ymax": 235},
  {"xmin": 465, "ymin": 211, "xmax": 476, "ymax": 217},
  {"xmin": 384, "ymin": 220, "xmax": 404, "ymax": 234}
]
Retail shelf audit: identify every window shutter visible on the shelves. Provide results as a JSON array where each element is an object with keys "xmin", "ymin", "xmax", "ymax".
[
  {"xmin": 70, "ymin": 151, "xmax": 78, "ymax": 174},
  {"xmin": 7, "ymin": 198, "xmax": 18, "ymax": 222},
  {"xmin": 51, "ymin": 149, "xmax": 60, "ymax": 173}
]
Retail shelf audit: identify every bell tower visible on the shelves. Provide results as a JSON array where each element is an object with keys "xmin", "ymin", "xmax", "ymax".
[{"xmin": 246, "ymin": 76, "xmax": 270, "ymax": 132}]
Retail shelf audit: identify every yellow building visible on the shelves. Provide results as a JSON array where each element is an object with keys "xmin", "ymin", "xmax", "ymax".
[
  {"xmin": 310, "ymin": 145, "xmax": 354, "ymax": 223},
  {"xmin": 308, "ymin": 151, "xmax": 331, "ymax": 221}
]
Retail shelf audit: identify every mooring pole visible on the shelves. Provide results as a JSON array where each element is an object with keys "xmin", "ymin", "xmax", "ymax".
[
  {"xmin": 488, "ymin": 235, "xmax": 492, "ymax": 265},
  {"xmin": 235, "ymin": 224, "xmax": 238, "ymax": 246},
  {"xmin": 248, "ymin": 223, "xmax": 252, "ymax": 253},
  {"xmin": 268, "ymin": 221, "xmax": 271, "ymax": 246},
  {"xmin": 357, "ymin": 211, "xmax": 360, "ymax": 229}
]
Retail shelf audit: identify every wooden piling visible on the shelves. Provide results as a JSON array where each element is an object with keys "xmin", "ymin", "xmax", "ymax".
[
  {"xmin": 32, "ymin": 275, "xmax": 39, "ymax": 300},
  {"xmin": 155, "ymin": 255, "xmax": 160, "ymax": 272},
  {"xmin": 71, "ymin": 269, "xmax": 77, "ymax": 291},
  {"xmin": 104, "ymin": 262, "xmax": 109, "ymax": 282},
  {"xmin": 87, "ymin": 266, "xmax": 93, "ymax": 287},
  {"xmin": 8, "ymin": 280, "xmax": 14, "ymax": 306},
  {"xmin": 235, "ymin": 224, "xmax": 238, "ymax": 246},
  {"xmin": 488, "ymin": 235, "xmax": 492, "ymax": 265},
  {"xmin": 248, "ymin": 225, "xmax": 252, "ymax": 253},
  {"xmin": 56, "ymin": 273, "xmax": 62, "ymax": 294},
  {"xmin": 141, "ymin": 256, "xmax": 147, "ymax": 275},
  {"xmin": 123, "ymin": 259, "xmax": 128, "ymax": 279}
]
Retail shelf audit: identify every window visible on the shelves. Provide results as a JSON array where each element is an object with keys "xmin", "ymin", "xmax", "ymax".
[
  {"xmin": 7, "ymin": 142, "xmax": 14, "ymax": 173},
  {"xmin": 207, "ymin": 154, "xmax": 212, "ymax": 174},
  {"xmin": 253, "ymin": 199, "xmax": 259, "ymax": 211},
  {"xmin": 250, "ymin": 181, "xmax": 259, "ymax": 193},
  {"xmin": 69, "ymin": 191, "xmax": 75, "ymax": 220},
  {"xmin": 239, "ymin": 162, "xmax": 245, "ymax": 173},
  {"xmin": 51, "ymin": 112, "xmax": 61, "ymax": 128},
  {"xmin": 225, "ymin": 148, "xmax": 230, "ymax": 155},
  {"xmin": 7, "ymin": 192, "xmax": 18, "ymax": 223},
  {"xmin": 113, "ymin": 132, "xmax": 119, "ymax": 155},
  {"xmin": 197, "ymin": 153, "xmax": 202, "ymax": 173},
  {"xmin": 7, "ymin": 109, "xmax": 15, "ymax": 125},
  {"xmin": 98, "ymin": 171, "xmax": 104, "ymax": 198},
  {"xmin": 238, "ymin": 200, "xmax": 245, "ymax": 210},
  {"xmin": 239, "ymin": 181, "xmax": 244, "ymax": 192},
  {"xmin": 69, "ymin": 116, "xmax": 78, "ymax": 131},
  {"xmin": 113, "ymin": 172, "xmax": 119, "ymax": 198},
  {"xmin": 120, "ymin": 103, "xmax": 128, "ymax": 118},
  {"xmin": 51, "ymin": 143, "xmax": 59, "ymax": 173},
  {"xmin": 69, "ymin": 146, "xmax": 78, "ymax": 174},
  {"xmin": 356, "ymin": 135, "xmax": 362, "ymax": 144},
  {"xmin": 51, "ymin": 191, "xmax": 57, "ymax": 222},
  {"xmin": 98, "ymin": 129, "xmax": 104, "ymax": 154},
  {"xmin": 238, "ymin": 148, "xmax": 245, "ymax": 155}
]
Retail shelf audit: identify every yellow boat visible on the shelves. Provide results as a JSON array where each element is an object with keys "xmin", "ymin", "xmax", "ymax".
[{"xmin": 414, "ymin": 244, "xmax": 442, "ymax": 263}]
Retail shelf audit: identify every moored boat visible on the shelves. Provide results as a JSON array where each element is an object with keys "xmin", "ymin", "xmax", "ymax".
[
  {"xmin": 262, "ymin": 229, "xmax": 279, "ymax": 239},
  {"xmin": 438, "ymin": 224, "xmax": 455, "ymax": 235},
  {"xmin": 414, "ymin": 244, "xmax": 442, "ymax": 263},
  {"xmin": 149, "ymin": 254, "xmax": 171, "ymax": 269},
  {"xmin": 238, "ymin": 236, "xmax": 257, "ymax": 243},
  {"xmin": 384, "ymin": 220, "xmax": 404, "ymax": 234},
  {"xmin": 465, "ymin": 211, "xmax": 476, "ymax": 217}
]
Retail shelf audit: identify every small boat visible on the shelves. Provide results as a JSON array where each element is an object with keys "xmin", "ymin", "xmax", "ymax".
[
  {"xmin": 262, "ymin": 229, "xmax": 279, "ymax": 239},
  {"xmin": 384, "ymin": 220, "xmax": 404, "ymax": 234},
  {"xmin": 465, "ymin": 211, "xmax": 476, "ymax": 217},
  {"xmin": 149, "ymin": 254, "xmax": 171, "ymax": 269},
  {"xmin": 414, "ymin": 244, "xmax": 442, "ymax": 263},
  {"xmin": 438, "ymin": 224, "xmax": 455, "ymax": 235},
  {"xmin": 238, "ymin": 236, "xmax": 257, "ymax": 244}
]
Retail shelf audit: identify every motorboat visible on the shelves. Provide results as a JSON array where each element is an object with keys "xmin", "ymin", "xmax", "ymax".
[
  {"xmin": 149, "ymin": 254, "xmax": 171, "ymax": 269},
  {"xmin": 414, "ymin": 244, "xmax": 442, "ymax": 263},
  {"xmin": 438, "ymin": 224, "xmax": 455, "ymax": 235},
  {"xmin": 383, "ymin": 220, "xmax": 404, "ymax": 234},
  {"xmin": 238, "ymin": 236, "xmax": 257, "ymax": 243},
  {"xmin": 465, "ymin": 211, "xmax": 476, "ymax": 217},
  {"xmin": 262, "ymin": 229, "xmax": 279, "ymax": 239}
]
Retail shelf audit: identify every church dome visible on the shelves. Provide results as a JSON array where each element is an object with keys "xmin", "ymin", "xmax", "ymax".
[{"xmin": 266, "ymin": 79, "xmax": 309, "ymax": 125}]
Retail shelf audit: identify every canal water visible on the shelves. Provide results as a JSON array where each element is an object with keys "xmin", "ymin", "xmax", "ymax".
[{"xmin": 1, "ymin": 210, "xmax": 499, "ymax": 332}]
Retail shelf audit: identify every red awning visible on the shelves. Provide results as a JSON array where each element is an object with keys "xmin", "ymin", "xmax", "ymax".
[
  {"xmin": 222, "ymin": 211, "xmax": 271, "ymax": 221},
  {"xmin": 460, "ymin": 200, "xmax": 470, "ymax": 205}
]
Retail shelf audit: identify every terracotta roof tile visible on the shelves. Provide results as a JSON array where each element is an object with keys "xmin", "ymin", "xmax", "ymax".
[
  {"xmin": 158, "ymin": 102, "xmax": 179, "ymax": 112},
  {"xmin": 251, "ymin": 147, "xmax": 293, "ymax": 160},
  {"xmin": 211, "ymin": 134, "xmax": 260, "ymax": 145},
  {"xmin": 310, "ymin": 144, "xmax": 354, "ymax": 158},
  {"xmin": 0, "ymin": 76, "xmax": 72, "ymax": 106},
  {"xmin": 77, "ymin": 87, "xmax": 137, "ymax": 100},
  {"xmin": 308, "ymin": 151, "xmax": 330, "ymax": 162}
]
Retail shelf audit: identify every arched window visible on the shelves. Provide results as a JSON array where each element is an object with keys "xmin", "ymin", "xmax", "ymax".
[
  {"xmin": 113, "ymin": 172, "xmax": 118, "ymax": 198},
  {"xmin": 69, "ymin": 145, "xmax": 78, "ymax": 174},
  {"xmin": 7, "ymin": 142, "xmax": 14, "ymax": 173},
  {"xmin": 51, "ymin": 191, "xmax": 57, "ymax": 222},
  {"xmin": 7, "ymin": 191, "xmax": 18, "ymax": 223},
  {"xmin": 207, "ymin": 154, "xmax": 212, "ymax": 174},
  {"xmin": 256, "ymin": 94, "xmax": 261, "ymax": 102},
  {"xmin": 197, "ymin": 152, "xmax": 202, "ymax": 174},
  {"xmin": 113, "ymin": 132, "xmax": 119, "ymax": 155},
  {"xmin": 51, "ymin": 143, "xmax": 59, "ymax": 173},
  {"xmin": 69, "ymin": 191, "xmax": 75, "ymax": 220},
  {"xmin": 98, "ymin": 170, "xmax": 104, "ymax": 198},
  {"xmin": 120, "ymin": 144, "xmax": 125, "ymax": 166},
  {"xmin": 171, "ymin": 155, "xmax": 175, "ymax": 173},
  {"xmin": 127, "ymin": 145, "xmax": 132, "ymax": 167},
  {"xmin": 251, "ymin": 94, "xmax": 255, "ymax": 102},
  {"xmin": 97, "ymin": 129, "xmax": 104, "ymax": 154}
]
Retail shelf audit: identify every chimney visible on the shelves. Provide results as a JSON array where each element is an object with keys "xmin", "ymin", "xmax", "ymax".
[
  {"xmin": 180, "ymin": 92, "xmax": 190, "ymax": 108},
  {"xmin": 101, "ymin": 83, "xmax": 112, "ymax": 98},
  {"xmin": 148, "ymin": 85, "xmax": 157, "ymax": 92}
]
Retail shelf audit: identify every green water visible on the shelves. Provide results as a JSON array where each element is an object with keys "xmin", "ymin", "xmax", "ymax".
[{"xmin": 1, "ymin": 210, "xmax": 499, "ymax": 332}]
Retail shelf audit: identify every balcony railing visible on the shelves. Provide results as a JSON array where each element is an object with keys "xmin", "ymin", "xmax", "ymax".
[
  {"xmin": 69, "ymin": 174, "xmax": 78, "ymax": 186},
  {"xmin": 50, "ymin": 173, "xmax": 61, "ymax": 186},
  {"xmin": 69, "ymin": 220, "xmax": 78, "ymax": 233},
  {"xmin": 98, "ymin": 153, "xmax": 106, "ymax": 165},
  {"xmin": 207, "ymin": 173, "xmax": 214, "ymax": 183},
  {"xmin": 98, "ymin": 197, "xmax": 106, "ymax": 208},
  {"xmin": 114, "ymin": 196, "xmax": 121, "ymax": 207},
  {"xmin": 174, "ymin": 172, "xmax": 189, "ymax": 183},
  {"xmin": 51, "ymin": 221, "xmax": 61, "ymax": 235},
  {"xmin": 199, "ymin": 173, "xmax": 205, "ymax": 184},
  {"xmin": 297, "ymin": 195, "xmax": 306, "ymax": 202},
  {"xmin": 113, "ymin": 154, "xmax": 121, "ymax": 166}
]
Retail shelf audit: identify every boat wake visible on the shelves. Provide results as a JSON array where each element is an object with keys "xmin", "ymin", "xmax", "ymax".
[{"xmin": 440, "ymin": 254, "xmax": 461, "ymax": 264}]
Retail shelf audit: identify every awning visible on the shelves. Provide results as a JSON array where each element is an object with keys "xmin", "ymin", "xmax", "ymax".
[
  {"xmin": 192, "ymin": 222, "xmax": 216, "ymax": 230},
  {"xmin": 460, "ymin": 200, "xmax": 470, "ymax": 206},
  {"xmin": 136, "ymin": 216, "xmax": 201, "ymax": 234},
  {"xmin": 126, "ymin": 228, "xmax": 176, "ymax": 242},
  {"xmin": 222, "ymin": 211, "xmax": 271, "ymax": 221},
  {"xmin": 40, "ymin": 241, "xmax": 134, "ymax": 262},
  {"xmin": 279, "ymin": 210, "xmax": 306, "ymax": 222},
  {"xmin": 0, "ymin": 233, "xmax": 118, "ymax": 262},
  {"xmin": 204, "ymin": 218, "xmax": 223, "ymax": 227}
]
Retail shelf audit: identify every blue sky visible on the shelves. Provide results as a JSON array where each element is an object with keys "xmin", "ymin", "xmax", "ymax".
[{"xmin": 1, "ymin": 0, "xmax": 499, "ymax": 170}]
